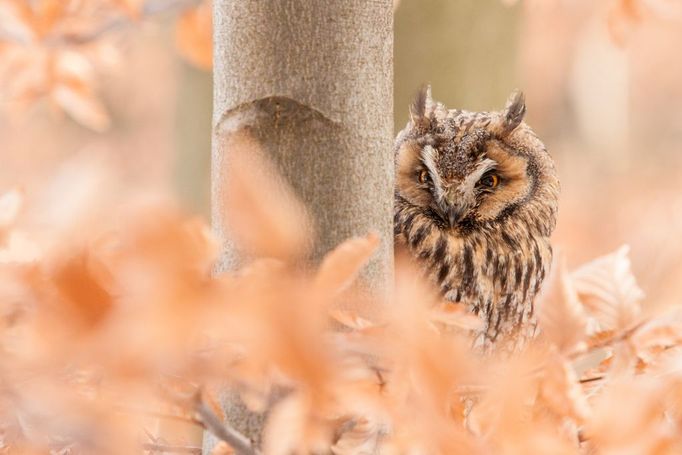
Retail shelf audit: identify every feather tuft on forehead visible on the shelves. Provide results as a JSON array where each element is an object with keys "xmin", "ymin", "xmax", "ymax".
[
  {"xmin": 409, "ymin": 85, "xmax": 433, "ymax": 130},
  {"xmin": 493, "ymin": 89, "xmax": 526, "ymax": 138}
]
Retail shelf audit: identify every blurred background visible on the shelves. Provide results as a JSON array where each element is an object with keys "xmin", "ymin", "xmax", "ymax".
[{"xmin": 1, "ymin": 0, "xmax": 681, "ymax": 309}]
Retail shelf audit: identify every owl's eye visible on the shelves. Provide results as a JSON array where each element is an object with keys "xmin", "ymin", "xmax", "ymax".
[
  {"xmin": 418, "ymin": 170, "xmax": 430, "ymax": 184},
  {"xmin": 479, "ymin": 173, "xmax": 500, "ymax": 189}
]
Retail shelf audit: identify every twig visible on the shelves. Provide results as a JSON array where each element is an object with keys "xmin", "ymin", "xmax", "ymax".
[
  {"xmin": 194, "ymin": 400, "xmax": 261, "ymax": 455},
  {"xmin": 567, "ymin": 320, "xmax": 648, "ymax": 360},
  {"xmin": 579, "ymin": 374, "xmax": 605, "ymax": 384},
  {"xmin": 0, "ymin": 0, "xmax": 203, "ymax": 46},
  {"xmin": 590, "ymin": 321, "xmax": 646, "ymax": 351},
  {"xmin": 59, "ymin": 0, "xmax": 202, "ymax": 45},
  {"xmin": 141, "ymin": 442, "xmax": 202, "ymax": 454},
  {"xmin": 155, "ymin": 383, "xmax": 261, "ymax": 454}
]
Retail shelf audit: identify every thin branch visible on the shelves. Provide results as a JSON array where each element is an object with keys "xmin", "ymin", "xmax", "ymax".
[
  {"xmin": 589, "ymin": 321, "xmax": 646, "ymax": 352},
  {"xmin": 59, "ymin": 0, "xmax": 202, "ymax": 45},
  {"xmin": 142, "ymin": 426, "xmax": 202, "ymax": 454},
  {"xmin": 579, "ymin": 374, "xmax": 605, "ymax": 384},
  {"xmin": 567, "ymin": 320, "xmax": 649, "ymax": 360},
  {"xmin": 0, "ymin": 0, "xmax": 203, "ymax": 46},
  {"xmin": 194, "ymin": 400, "xmax": 261, "ymax": 455}
]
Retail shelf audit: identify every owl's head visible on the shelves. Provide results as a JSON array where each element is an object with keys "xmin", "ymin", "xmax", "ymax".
[{"xmin": 395, "ymin": 87, "xmax": 558, "ymax": 235}]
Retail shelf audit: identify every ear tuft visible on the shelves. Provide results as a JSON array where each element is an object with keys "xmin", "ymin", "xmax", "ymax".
[
  {"xmin": 500, "ymin": 89, "xmax": 526, "ymax": 136},
  {"xmin": 409, "ymin": 85, "xmax": 432, "ymax": 129}
]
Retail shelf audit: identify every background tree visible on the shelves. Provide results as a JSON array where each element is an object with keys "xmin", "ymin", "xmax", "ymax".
[{"xmin": 208, "ymin": 0, "xmax": 394, "ymax": 448}]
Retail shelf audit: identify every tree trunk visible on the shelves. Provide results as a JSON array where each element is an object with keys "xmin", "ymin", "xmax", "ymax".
[{"xmin": 207, "ymin": 0, "xmax": 393, "ymax": 450}]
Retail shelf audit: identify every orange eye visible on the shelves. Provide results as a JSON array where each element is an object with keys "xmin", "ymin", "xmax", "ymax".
[
  {"xmin": 479, "ymin": 173, "xmax": 500, "ymax": 189},
  {"xmin": 418, "ymin": 170, "xmax": 430, "ymax": 184}
]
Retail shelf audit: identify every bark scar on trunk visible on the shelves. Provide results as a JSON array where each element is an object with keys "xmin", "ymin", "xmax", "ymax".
[
  {"xmin": 212, "ymin": 95, "xmax": 347, "ymax": 274},
  {"xmin": 215, "ymin": 96, "xmax": 341, "ymax": 137}
]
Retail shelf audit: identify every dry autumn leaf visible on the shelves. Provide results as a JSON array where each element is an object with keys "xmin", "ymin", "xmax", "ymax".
[
  {"xmin": 572, "ymin": 245, "xmax": 644, "ymax": 332},
  {"xmin": 0, "ymin": 189, "xmax": 22, "ymax": 229},
  {"xmin": 211, "ymin": 441, "xmax": 235, "ymax": 455},
  {"xmin": 538, "ymin": 352, "xmax": 591, "ymax": 424},
  {"xmin": 331, "ymin": 417, "xmax": 382, "ymax": 455},
  {"xmin": 176, "ymin": 0, "xmax": 212, "ymax": 70},
  {"xmin": 429, "ymin": 301, "xmax": 483, "ymax": 332},
  {"xmin": 111, "ymin": 0, "xmax": 145, "ymax": 18},
  {"xmin": 51, "ymin": 81, "xmax": 111, "ymax": 132},
  {"xmin": 50, "ymin": 249, "xmax": 114, "ymax": 331},
  {"xmin": 536, "ymin": 255, "xmax": 589, "ymax": 354},
  {"xmin": 0, "ymin": 1, "xmax": 35, "ymax": 42},
  {"xmin": 329, "ymin": 308, "xmax": 376, "ymax": 331},
  {"xmin": 642, "ymin": 0, "xmax": 682, "ymax": 17},
  {"xmin": 633, "ymin": 317, "xmax": 682, "ymax": 355},
  {"xmin": 314, "ymin": 233, "xmax": 380, "ymax": 296},
  {"xmin": 1, "ymin": 1, "xmax": 681, "ymax": 454}
]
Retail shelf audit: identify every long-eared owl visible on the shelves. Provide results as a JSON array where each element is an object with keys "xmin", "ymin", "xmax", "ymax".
[{"xmin": 394, "ymin": 87, "xmax": 559, "ymax": 349}]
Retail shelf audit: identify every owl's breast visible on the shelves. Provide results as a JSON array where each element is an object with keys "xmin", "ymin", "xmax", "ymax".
[
  {"xmin": 394, "ymin": 196, "xmax": 553, "ymax": 348},
  {"xmin": 445, "ymin": 228, "xmax": 552, "ymax": 348}
]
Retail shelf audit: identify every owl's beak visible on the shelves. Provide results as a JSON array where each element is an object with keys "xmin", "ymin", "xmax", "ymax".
[{"xmin": 447, "ymin": 206, "xmax": 467, "ymax": 227}]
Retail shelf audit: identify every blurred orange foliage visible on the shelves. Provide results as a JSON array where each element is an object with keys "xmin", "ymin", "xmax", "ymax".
[
  {"xmin": 1, "ymin": 1, "xmax": 682, "ymax": 454},
  {"xmin": 0, "ymin": 0, "xmax": 211, "ymax": 131},
  {"xmin": 176, "ymin": 0, "xmax": 212, "ymax": 71},
  {"xmin": 1, "ymin": 148, "xmax": 682, "ymax": 454}
]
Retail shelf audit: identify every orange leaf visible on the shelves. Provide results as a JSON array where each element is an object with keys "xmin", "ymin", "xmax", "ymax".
[
  {"xmin": 0, "ymin": 1, "xmax": 35, "ymax": 42},
  {"xmin": 329, "ymin": 308, "xmax": 376, "ymax": 331},
  {"xmin": 0, "ymin": 231, "xmax": 40, "ymax": 263},
  {"xmin": 331, "ymin": 418, "xmax": 382, "ymax": 455},
  {"xmin": 314, "ymin": 233, "xmax": 380, "ymax": 296},
  {"xmin": 51, "ymin": 250, "xmax": 114, "ymax": 330},
  {"xmin": 32, "ymin": 0, "xmax": 66, "ymax": 37},
  {"xmin": 0, "ymin": 188, "xmax": 22, "ymax": 230},
  {"xmin": 430, "ymin": 301, "xmax": 483, "ymax": 332},
  {"xmin": 539, "ymin": 352, "xmax": 591, "ymax": 424},
  {"xmin": 536, "ymin": 255, "xmax": 589, "ymax": 354},
  {"xmin": 586, "ymin": 378, "xmax": 673, "ymax": 454},
  {"xmin": 54, "ymin": 50, "xmax": 95, "ymax": 86},
  {"xmin": 210, "ymin": 441, "xmax": 235, "ymax": 455},
  {"xmin": 112, "ymin": 0, "xmax": 145, "ymax": 18},
  {"xmin": 176, "ymin": 0, "xmax": 213, "ymax": 70},
  {"xmin": 572, "ymin": 245, "xmax": 644, "ymax": 332},
  {"xmin": 52, "ymin": 81, "xmax": 111, "ymax": 132}
]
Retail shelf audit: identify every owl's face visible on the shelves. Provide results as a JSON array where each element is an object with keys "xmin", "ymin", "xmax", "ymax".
[{"xmin": 395, "ymin": 88, "xmax": 553, "ymax": 233}]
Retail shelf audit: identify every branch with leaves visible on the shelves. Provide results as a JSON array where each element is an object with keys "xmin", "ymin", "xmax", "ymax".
[{"xmin": 0, "ymin": 0, "xmax": 211, "ymax": 131}]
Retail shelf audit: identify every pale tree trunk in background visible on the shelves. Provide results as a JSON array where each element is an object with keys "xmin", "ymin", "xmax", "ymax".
[
  {"xmin": 174, "ymin": 65, "xmax": 212, "ymax": 217},
  {"xmin": 207, "ymin": 0, "xmax": 393, "ymax": 451}
]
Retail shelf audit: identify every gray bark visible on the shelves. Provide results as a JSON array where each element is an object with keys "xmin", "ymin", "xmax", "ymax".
[{"xmin": 207, "ymin": 0, "xmax": 393, "ymax": 451}]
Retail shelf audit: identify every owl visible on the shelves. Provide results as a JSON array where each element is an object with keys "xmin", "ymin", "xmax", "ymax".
[{"xmin": 394, "ymin": 87, "xmax": 560, "ymax": 349}]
